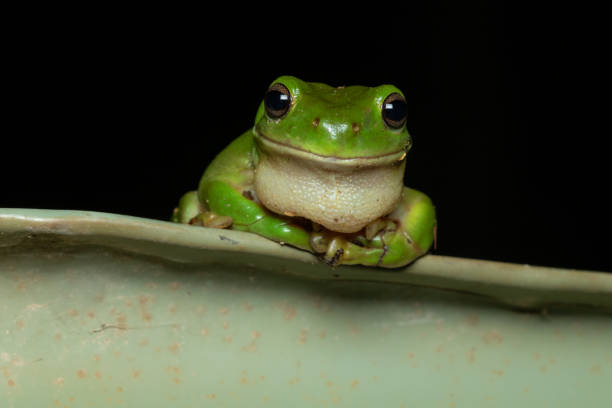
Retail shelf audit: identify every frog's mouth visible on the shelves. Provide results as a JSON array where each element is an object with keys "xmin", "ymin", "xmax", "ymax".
[{"xmin": 254, "ymin": 131, "xmax": 406, "ymax": 168}]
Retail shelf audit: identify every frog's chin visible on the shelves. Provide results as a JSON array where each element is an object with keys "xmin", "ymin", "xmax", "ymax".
[
  {"xmin": 253, "ymin": 131, "xmax": 406, "ymax": 234},
  {"xmin": 254, "ymin": 131, "xmax": 406, "ymax": 168}
]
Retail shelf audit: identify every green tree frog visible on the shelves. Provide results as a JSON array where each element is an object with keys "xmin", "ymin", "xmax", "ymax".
[{"xmin": 172, "ymin": 76, "xmax": 436, "ymax": 268}]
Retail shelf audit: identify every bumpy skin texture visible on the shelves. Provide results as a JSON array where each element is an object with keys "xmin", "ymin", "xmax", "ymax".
[{"xmin": 172, "ymin": 76, "xmax": 436, "ymax": 268}]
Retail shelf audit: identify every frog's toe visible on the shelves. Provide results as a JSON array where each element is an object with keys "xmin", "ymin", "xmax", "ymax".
[
  {"xmin": 189, "ymin": 212, "xmax": 233, "ymax": 229},
  {"xmin": 325, "ymin": 248, "xmax": 345, "ymax": 267},
  {"xmin": 322, "ymin": 236, "xmax": 384, "ymax": 267}
]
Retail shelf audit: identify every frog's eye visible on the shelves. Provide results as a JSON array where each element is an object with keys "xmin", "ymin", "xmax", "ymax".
[
  {"xmin": 381, "ymin": 93, "xmax": 407, "ymax": 129},
  {"xmin": 264, "ymin": 83, "xmax": 292, "ymax": 119}
]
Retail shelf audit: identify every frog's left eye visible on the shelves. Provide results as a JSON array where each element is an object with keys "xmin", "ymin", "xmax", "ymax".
[
  {"xmin": 382, "ymin": 93, "xmax": 407, "ymax": 129},
  {"xmin": 264, "ymin": 83, "xmax": 292, "ymax": 119}
]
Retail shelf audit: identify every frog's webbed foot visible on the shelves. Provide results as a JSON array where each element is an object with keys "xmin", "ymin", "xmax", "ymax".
[
  {"xmin": 310, "ymin": 221, "xmax": 396, "ymax": 268},
  {"xmin": 309, "ymin": 187, "xmax": 435, "ymax": 268}
]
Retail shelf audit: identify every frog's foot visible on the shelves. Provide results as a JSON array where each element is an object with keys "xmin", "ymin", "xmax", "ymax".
[
  {"xmin": 309, "ymin": 187, "xmax": 436, "ymax": 268},
  {"xmin": 310, "ymin": 226, "xmax": 391, "ymax": 268}
]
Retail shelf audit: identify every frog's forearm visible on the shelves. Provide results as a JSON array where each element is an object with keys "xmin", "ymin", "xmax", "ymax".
[
  {"xmin": 195, "ymin": 131, "xmax": 310, "ymax": 250},
  {"xmin": 201, "ymin": 179, "xmax": 311, "ymax": 250}
]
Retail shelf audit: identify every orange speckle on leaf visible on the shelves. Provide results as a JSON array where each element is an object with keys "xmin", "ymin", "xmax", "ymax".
[
  {"xmin": 298, "ymin": 329, "xmax": 308, "ymax": 344},
  {"xmin": 283, "ymin": 304, "xmax": 297, "ymax": 320},
  {"xmin": 8, "ymin": 379, "xmax": 16, "ymax": 387},
  {"xmin": 139, "ymin": 295, "xmax": 153, "ymax": 322},
  {"xmin": 242, "ymin": 342, "xmax": 257, "ymax": 353},
  {"xmin": 465, "ymin": 314, "xmax": 480, "ymax": 326},
  {"xmin": 467, "ymin": 348, "xmax": 475, "ymax": 363},
  {"xmin": 77, "ymin": 370, "xmax": 87, "ymax": 379},
  {"xmin": 168, "ymin": 343, "xmax": 180, "ymax": 354},
  {"xmin": 483, "ymin": 331, "xmax": 503, "ymax": 344}
]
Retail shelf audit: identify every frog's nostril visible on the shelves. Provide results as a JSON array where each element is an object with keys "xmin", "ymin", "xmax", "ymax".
[
  {"xmin": 352, "ymin": 123, "xmax": 360, "ymax": 133},
  {"xmin": 312, "ymin": 117, "xmax": 320, "ymax": 128}
]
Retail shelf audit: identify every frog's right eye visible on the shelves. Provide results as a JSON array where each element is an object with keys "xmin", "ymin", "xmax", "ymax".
[{"xmin": 264, "ymin": 83, "xmax": 292, "ymax": 119}]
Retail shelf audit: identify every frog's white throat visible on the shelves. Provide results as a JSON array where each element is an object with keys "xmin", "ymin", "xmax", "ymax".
[{"xmin": 253, "ymin": 134, "xmax": 406, "ymax": 233}]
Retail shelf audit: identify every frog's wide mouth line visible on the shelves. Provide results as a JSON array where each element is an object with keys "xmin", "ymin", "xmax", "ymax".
[{"xmin": 254, "ymin": 131, "xmax": 406, "ymax": 167}]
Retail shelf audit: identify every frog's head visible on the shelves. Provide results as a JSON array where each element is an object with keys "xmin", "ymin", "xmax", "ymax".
[
  {"xmin": 252, "ymin": 76, "xmax": 413, "ymax": 234},
  {"xmin": 253, "ymin": 75, "xmax": 412, "ymax": 160}
]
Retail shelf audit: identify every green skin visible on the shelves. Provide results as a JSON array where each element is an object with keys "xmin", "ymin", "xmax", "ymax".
[{"xmin": 172, "ymin": 76, "xmax": 436, "ymax": 268}]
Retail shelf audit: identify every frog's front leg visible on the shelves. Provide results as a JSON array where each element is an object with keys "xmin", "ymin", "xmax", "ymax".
[
  {"xmin": 198, "ymin": 179, "xmax": 312, "ymax": 251},
  {"xmin": 314, "ymin": 187, "xmax": 436, "ymax": 268}
]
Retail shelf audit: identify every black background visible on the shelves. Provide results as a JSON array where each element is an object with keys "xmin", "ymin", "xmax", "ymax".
[{"xmin": 3, "ymin": 3, "xmax": 609, "ymax": 272}]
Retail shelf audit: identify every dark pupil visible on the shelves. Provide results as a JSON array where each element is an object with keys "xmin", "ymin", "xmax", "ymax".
[
  {"xmin": 384, "ymin": 99, "xmax": 407, "ymax": 122},
  {"xmin": 265, "ymin": 90, "xmax": 290, "ymax": 112}
]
